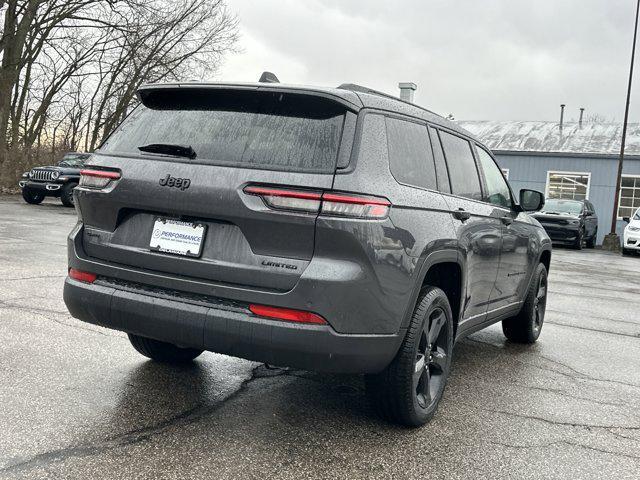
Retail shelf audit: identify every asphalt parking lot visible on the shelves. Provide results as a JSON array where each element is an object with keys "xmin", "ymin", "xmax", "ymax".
[{"xmin": 1, "ymin": 195, "xmax": 639, "ymax": 480}]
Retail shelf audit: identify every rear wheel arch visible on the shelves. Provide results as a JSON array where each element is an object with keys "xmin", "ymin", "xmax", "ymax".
[{"xmin": 403, "ymin": 252, "xmax": 463, "ymax": 337}]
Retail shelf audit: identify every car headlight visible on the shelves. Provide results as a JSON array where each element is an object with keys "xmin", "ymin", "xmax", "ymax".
[
  {"xmin": 629, "ymin": 226, "xmax": 640, "ymax": 232},
  {"xmin": 568, "ymin": 219, "xmax": 580, "ymax": 225},
  {"xmin": 51, "ymin": 171, "xmax": 60, "ymax": 180},
  {"xmin": 29, "ymin": 169, "xmax": 35, "ymax": 178}
]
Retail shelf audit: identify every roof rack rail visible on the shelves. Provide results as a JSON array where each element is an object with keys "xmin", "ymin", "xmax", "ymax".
[
  {"xmin": 337, "ymin": 83, "xmax": 442, "ymax": 119},
  {"xmin": 337, "ymin": 83, "xmax": 399, "ymax": 101}
]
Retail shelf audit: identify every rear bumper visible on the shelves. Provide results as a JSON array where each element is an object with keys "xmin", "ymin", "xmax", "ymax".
[{"xmin": 63, "ymin": 276, "xmax": 402, "ymax": 373}]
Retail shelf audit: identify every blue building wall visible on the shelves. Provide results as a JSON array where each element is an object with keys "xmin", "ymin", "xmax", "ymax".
[{"xmin": 494, "ymin": 152, "xmax": 640, "ymax": 244}]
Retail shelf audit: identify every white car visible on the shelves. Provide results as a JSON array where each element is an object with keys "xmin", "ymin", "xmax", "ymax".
[{"xmin": 623, "ymin": 207, "xmax": 640, "ymax": 255}]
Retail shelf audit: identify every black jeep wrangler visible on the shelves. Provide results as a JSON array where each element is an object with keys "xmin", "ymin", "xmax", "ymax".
[{"xmin": 19, "ymin": 152, "xmax": 90, "ymax": 207}]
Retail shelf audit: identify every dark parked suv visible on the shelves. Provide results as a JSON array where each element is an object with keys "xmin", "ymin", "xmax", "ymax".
[
  {"xmin": 531, "ymin": 198, "xmax": 598, "ymax": 249},
  {"xmin": 20, "ymin": 152, "xmax": 91, "ymax": 206},
  {"xmin": 63, "ymin": 81, "xmax": 551, "ymax": 426}
]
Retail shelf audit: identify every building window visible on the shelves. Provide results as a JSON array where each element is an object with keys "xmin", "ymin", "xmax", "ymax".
[
  {"xmin": 546, "ymin": 171, "xmax": 590, "ymax": 200},
  {"xmin": 619, "ymin": 175, "xmax": 640, "ymax": 219},
  {"xmin": 501, "ymin": 168, "xmax": 509, "ymax": 179}
]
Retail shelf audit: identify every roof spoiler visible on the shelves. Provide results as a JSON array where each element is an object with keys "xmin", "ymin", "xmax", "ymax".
[{"xmin": 136, "ymin": 82, "xmax": 363, "ymax": 112}]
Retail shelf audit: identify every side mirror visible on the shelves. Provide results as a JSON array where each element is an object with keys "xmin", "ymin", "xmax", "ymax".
[
  {"xmin": 519, "ymin": 189, "xmax": 545, "ymax": 212},
  {"xmin": 623, "ymin": 216, "xmax": 630, "ymax": 223}
]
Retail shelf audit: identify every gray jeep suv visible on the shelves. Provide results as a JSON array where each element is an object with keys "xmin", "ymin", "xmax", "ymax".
[{"xmin": 63, "ymin": 81, "xmax": 551, "ymax": 426}]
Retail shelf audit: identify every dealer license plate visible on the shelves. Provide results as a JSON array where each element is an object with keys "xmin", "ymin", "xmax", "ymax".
[{"xmin": 149, "ymin": 218, "xmax": 206, "ymax": 257}]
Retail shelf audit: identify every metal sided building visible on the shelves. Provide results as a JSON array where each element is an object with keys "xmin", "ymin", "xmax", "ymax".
[{"xmin": 458, "ymin": 121, "xmax": 640, "ymax": 245}]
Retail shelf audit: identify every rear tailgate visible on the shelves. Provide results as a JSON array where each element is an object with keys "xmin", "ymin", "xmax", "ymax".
[{"xmin": 76, "ymin": 86, "xmax": 357, "ymax": 291}]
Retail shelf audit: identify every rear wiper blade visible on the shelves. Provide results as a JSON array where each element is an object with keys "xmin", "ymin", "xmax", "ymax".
[{"xmin": 138, "ymin": 143, "xmax": 197, "ymax": 159}]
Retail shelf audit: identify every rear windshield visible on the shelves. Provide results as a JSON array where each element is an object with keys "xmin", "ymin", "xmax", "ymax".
[
  {"xmin": 59, "ymin": 154, "xmax": 89, "ymax": 167},
  {"xmin": 99, "ymin": 89, "xmax": 346, "ymax": 173}
]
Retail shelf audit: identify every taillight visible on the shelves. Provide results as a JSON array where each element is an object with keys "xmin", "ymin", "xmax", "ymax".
[
  {"xmin": 79, "ymin": 169, "xmax": 121, "ymax": 189},
  {"xmin": 321, "ymin": 192, "xmax": 390, "ymax": 219},
  {"xmin": 243, "ymin": 186, "xmax": 321, "ymax": 213},
  {"xmin": 249, "ymin": 304, "xmax": 327, "ymax": 325},
  {"xmin": 244, "ymin": 185, "xmax": 390, "ymax": 219},
  {"xmin": 69, "ymin": 268, "xmax": 97, "ymax": 283}
]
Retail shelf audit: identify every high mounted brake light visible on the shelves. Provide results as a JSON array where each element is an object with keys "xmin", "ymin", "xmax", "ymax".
[
  {"xmin": 244, "ymin": 185, "xmax": 390, "ymax": 219},
  {"xmin": 79, "ymin": 169, "xmax": 121, "ymax": 189}
]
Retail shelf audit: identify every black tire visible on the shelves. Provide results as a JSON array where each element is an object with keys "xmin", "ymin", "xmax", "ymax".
[
  {"xmin": 502, "ymin": 263, "xmax": 548, "ymax": 344},
  {"xmin": 22, "ymin": 189, "xmax": 45, "ymax": 204},
  {"xmin": 585, "ymin": 229, "xmax": 596, "ymax": 249},
  {"xmin": 128, "ymin": 333, "xmax": 203, "ymax": 363},
  {"xmin": 622, "ymin": 247, "xmax": 633, "ymax": 256},
  {"xmin": 60, "ymin": 182, "xmax": 77, "ymax": 207},
  {"xmin": 365, "ymin": 286, "xmax": 454, "ymax": 427},
  {"xmin": 573, "ymin": 229, "xmax": 584, "ymax": 250}
]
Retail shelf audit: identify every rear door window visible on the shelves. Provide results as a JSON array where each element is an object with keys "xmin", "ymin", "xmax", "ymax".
[
  {"xmin": 438, "ymin": 130, "xmax": 482, "ymax": 201},
  {"xmin": 100, "ymin": 90, "xmax": 346, "ymax": 173},
  {"xmin": 385, "ymin": 117, "xmax": 437, "ymax": 190},
  {"xmin": 428, "ymin": 126, "xmax": 451, "ymax": 193}
]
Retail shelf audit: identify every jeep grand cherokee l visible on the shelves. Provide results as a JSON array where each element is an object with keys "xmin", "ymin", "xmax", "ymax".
[{"xmin": 63, "ymin": 81, "xmax": 551, "ymax": 426}]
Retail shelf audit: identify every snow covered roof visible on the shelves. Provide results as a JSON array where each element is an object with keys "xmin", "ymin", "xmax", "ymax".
[{"xmin": 457, "ymin": 121, "xmax": 640, "ymax": 156}]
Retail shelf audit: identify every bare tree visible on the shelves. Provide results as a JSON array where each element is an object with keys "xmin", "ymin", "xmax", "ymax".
[
  {"xmin": 84, "ymin": 0, "xmax": 238, "ymax": 151},
  {"xmin": 0, "ymin": 0, "xmax": 238, "ymax": 189}
]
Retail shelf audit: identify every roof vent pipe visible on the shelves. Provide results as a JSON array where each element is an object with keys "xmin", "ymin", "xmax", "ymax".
[
  {"xmin": 398, "ymin": 82, "xmax": 417, "ymax": 103},
  {"xmin": 559, "ymin": 104, "xmax": 566, "ymax": 130},
  {"xmin": 579, "ymin": 107, "xmax": 585, "ymax": 127}
]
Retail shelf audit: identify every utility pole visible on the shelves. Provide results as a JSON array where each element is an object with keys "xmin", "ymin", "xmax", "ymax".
[{"xmin": 603, "ymin": 0, "xmax": 640, "ymax": 251}]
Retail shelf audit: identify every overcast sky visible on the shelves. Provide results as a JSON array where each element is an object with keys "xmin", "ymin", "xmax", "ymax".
[{"xmin": 216, "ymin": 0, "xmax": 638, "ymax": 123}]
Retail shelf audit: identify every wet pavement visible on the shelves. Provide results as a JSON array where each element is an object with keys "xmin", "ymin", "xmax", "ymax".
[{"xmin": 1, "ymin": 195, "xmax": 639, "ymax": 479}]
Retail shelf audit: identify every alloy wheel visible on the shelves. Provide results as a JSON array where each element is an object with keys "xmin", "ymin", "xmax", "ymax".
[
  {"xmin": 533, "ymin": 274, "xmax": 547, "ymax": 332},
  {"xmin": 414, "ymin": 307, "xmax": 449, "ymax": 409}
]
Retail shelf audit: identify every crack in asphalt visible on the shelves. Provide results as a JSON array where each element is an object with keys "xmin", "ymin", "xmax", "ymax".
[
  {"xmin": 510, "ymin": 383, "xmax": 626, "ymax": 407},
  {"xmin": 0, "ymin": 274, "xmax": 66, "ymax": 283},
  {"xmin": 0, "ymin": 300, "xmax": 119, "ymax": 338},
  {"xmin": 549, "ymin": 281, "xmax": 640, "ymax": 296},
  {"xmin": 545, "ymin": 320, "xmax": 640, "ymax": 339},
  {"xmin": 0, "ymin": 232, "xmax": 67, "ymax": 247},
  {"xmin": 465, "ymin": 403, "xmax": 640, "ymax": 431},
  {"xmin": 0, "ymin": 364, "xmax": 292, "ymax": 475},
  {"xmin": 548, "ymin": 287, "xmax": 640, "ymax": 304},
  {"xmin": 0, "ymin": 299, "xmax": 68, "ymax": 316},
  {"xmin": 465, "ymin": 337, "xmax": 640, "ymax": 390},
  {"xmin": 609, "ymin": 430, "xmax": 640, "ymax": 442},
  {"xmin": 483, "ymin": 439, "xmax": 640, "ymax": 461},
  {"xmin": 545, "ymin": 308, "xmax": 640, "ymax": 327}
]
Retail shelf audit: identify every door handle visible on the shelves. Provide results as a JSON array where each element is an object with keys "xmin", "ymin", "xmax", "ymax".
[
  {"xmin": 452, "ymin": 208, "xmax": 471, "ymax": 222},
  {"xmin": 500, "ymin": 216, "xmax": 514, "ymax": 226}
]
